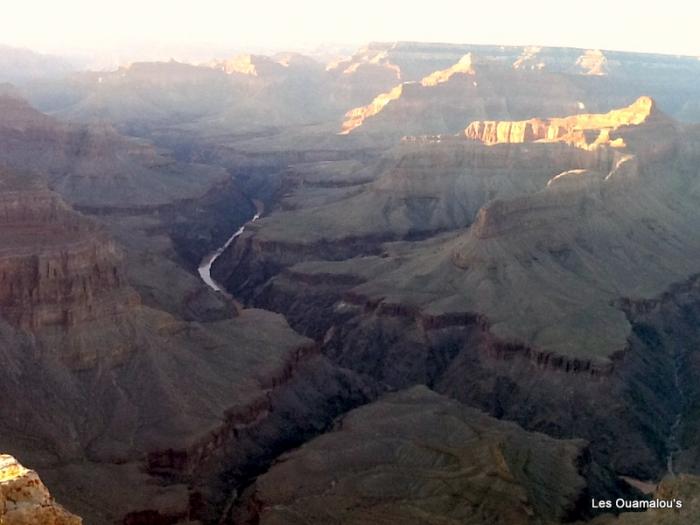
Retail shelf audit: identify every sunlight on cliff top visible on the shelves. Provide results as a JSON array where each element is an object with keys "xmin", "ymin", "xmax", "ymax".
[
  {"xmin": 464, "ymin": 96, "xmax": 657, "ymax": 148},
  {"xmin": 0, "ymin": 455, "xmax": 28, "ymax": 483}
]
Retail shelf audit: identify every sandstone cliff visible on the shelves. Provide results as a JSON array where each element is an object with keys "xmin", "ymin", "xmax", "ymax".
[
  {"xmin": 0, "ymin": 184, "xmax": 137, "ymax": 334},
  {"xmin": 0, "ymin": 454, "xmax": 81, "ymax": 525},
  {"xmin": 463, "ymin": 96, "xmax": 659, "ymax": 148},
  {"xmin": 335, "ymin": 43, "xmax": 700, "ymax": 138}
]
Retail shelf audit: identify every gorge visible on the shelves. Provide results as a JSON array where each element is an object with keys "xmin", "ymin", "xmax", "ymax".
[{"xmin": 2, "ymin": 41, "xmax": 700, "ymax": 525}]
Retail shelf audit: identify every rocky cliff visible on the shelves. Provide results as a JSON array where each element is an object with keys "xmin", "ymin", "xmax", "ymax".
[
  {"xmin": 0, "ymin": 184, "xmax": 137, "ymax": 334},
  {"xmin": 232, "ymin": 387, "xmax": 629, "ymax": 524},
  {"xmin": 463, "ymin": 96, "xmax": 660, "ymax": 148},
  {"xmin": 0, "ymin": 169, "xmax": 372, "ymax": 523},
  {"xmin": 0, "ymin": 454, "xmax": 81, "ymax": 525},
  {"xmin": 336, "ymin": 44, "xmax": 700, "ymax": 138}
]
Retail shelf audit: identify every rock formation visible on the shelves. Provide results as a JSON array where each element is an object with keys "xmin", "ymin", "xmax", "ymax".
[
  {"xmin": 335, "ymin": 44, "xmax": 700, "ymax": 138},
  {"xmin": 233, "ymin": 387, "xmax": 624, "ymax": 524},
  {"xmin": 339, "ymin": 83, "xmax": 405, "ymax": 134},
  {"xmin": 0, "ymin": 454, "xmax": 81, "ymax": 524},
  {"xmin": 575, "ymin": 49, "xmax": 610, "ymax": 76},
  {"xmin": 0, "ymin": 178, "xmax": 136, "ymax": 334},
  {"xmin": 464, "ymin": 96, "xmax": 658, "ymax": 148},
  {"xmin": 0, "ymin": 93, "xmax": 228, "ymax": 209},
  {"xmin": 0, "ymin": 150, "xmax": 369, "ymax": 523},
  {"xmin": 419, "ymin": 52, "xmax": 476, "ymax": 86},
  {"xmin": 207, "ymin": 54, "xmax": 283, "ymax": 77}
]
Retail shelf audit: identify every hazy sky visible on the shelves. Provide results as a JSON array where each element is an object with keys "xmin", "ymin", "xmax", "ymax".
[{"xmin": 4, "ymin": 0, "xmax": 700, "ymax": 59}]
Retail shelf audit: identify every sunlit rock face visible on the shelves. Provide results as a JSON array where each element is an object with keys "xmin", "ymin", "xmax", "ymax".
[
  {"xmin": 512, "ymin": 46, "xmax": 613, "ymax": 75},
  {"xmin": 208, "ymin": 54, "xmax": 282, "ymax": 76},
  {"xmin": 0, "ymin": 455, "xmax": 81, "ymax": 525},
  {"xmin": 575, "ymin": 49, "xmax": 609, "ymax": 75},
  {"xmin": 336, "ymin": 43, "xmax": 700, "ymax": 138},
  {"xmin": 340, "ymin": 53, "xmax": 478, "ymax": 134},
  {"xmin": 207, "ymin": 53, "xmax": 323, "ymax": 78},
  {"xmin": 464, "ymin": 96, "xmax": 658, "ymax": 148},
  {"xmin": 339, "ymin": 84, "xmax": 405, "ymax": 134},
  {"xmin": 419, "ymin": 53, "xmax": 476, "ymax": 86}
]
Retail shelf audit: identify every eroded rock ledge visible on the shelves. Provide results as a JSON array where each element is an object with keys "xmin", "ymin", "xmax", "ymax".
[
  {"xmin": 464, "ymin": 96, "xmax": 657, "ymax": 148},
  {"xmin": 0, "ymin": 187, "xmax": 138, "ymax": 334},
  {"xmin": 232, "ymin": 387, "xmax": 628, "ymax": 525},
  {"xmin": 0, "ymin": 454, "xmax": 81, "ymax": 525},
  {"xmin": 340, "ymin": 290, "xmax": 616, "ymax": 377}
]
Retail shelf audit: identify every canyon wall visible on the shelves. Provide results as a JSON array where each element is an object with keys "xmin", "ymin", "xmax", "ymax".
[{"xmin": 0, "ymin": 454, "xmax": 81, "ymax": 524}]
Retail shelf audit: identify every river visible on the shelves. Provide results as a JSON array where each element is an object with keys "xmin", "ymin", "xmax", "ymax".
[{"xmin": 198, "ymin": 206, "xmax": 260, "ymax": 293}]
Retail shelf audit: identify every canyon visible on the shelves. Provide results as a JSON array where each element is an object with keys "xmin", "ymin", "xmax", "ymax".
[{"xmin": 2, "ymin": 41, "xmax": 700, "ymax": 524}]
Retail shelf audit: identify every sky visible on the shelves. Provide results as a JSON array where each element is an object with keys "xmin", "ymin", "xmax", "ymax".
[{"xmin": 3, "ymin": 0, "xmax": 700, "ymax": 62}]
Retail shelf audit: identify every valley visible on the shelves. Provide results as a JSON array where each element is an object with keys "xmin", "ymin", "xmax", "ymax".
[{"xmin": 2, "ymin": 41, "xmax": 700, "ymax": 524}]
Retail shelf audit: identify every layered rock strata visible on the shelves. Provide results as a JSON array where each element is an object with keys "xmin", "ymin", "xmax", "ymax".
[
  {"xmin": 232, "ymin": 387, "xmax": 628, "ymax": 524},
  {"xmin": 0, "ymin": 454, "xmax": 81, "ymax": 524},
  {"xmin": 463, "ymin": 96, "xmax": 659, "ymax": 148},
  {"xmin": 0, "ymin": 186, "xmax": 136, "ymax": 334}
]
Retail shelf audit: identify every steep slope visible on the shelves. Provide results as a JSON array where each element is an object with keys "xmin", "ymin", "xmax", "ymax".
[
  {"xmin": 0, "ymin": 170, "xmax": 139, "ymax": 365},
  {"xmin": 0, "ymin": 93, "xmax": 228, "ymax": 209},
  {"xmin": 233, "ymin": 387, "xmax": 625, "ymax": 525}
]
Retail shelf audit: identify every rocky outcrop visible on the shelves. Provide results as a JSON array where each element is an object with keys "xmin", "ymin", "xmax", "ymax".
[
  {"xmin": 464, "ymin": 96, "xmax": 658, "ymax": 147},
  {"xmin": 468, "ymin": 173, "xmax": 603, "ymax": 239},
  {"xmin": 207, "ymin": 54, "xmax": 285, "ymax": 77},
  {"xmin": 419, "ymin": 53, "xmax": 476, "ymax": 86},
  {"xmin": 0, "ymin": 187, "xmax": 137, "ymax": 333},
  {"xmin": 209, "ymin": 137, "xmax": 622, "ymax": 303},
  {"xmin": 576, "ymin": 49, "xmax": 609, "ymax": 76},
  {"xmin": 512, "ymin": 46, "xmax": 612, "ymax": 76},
  {"xmin": 232, "ymin": 387, "xmax": 630, "ymax": 524},
  {"xmin": 248, "ymin": 253, "xmax": 686, "ymax": 479},
  {"xmin": 0, "ymin": 454, "xmax": 81, "ymax": 524},
  {"xmin": 339, "ymin": 83, "xmax": 405, "ymax": 134},
  {"xmin": 340, "ymin": 53, "xmax": 479, "ymax": 134}
]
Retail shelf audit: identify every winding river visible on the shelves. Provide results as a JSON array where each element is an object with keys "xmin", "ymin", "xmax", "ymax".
[{"xmin": 198, "ymin": 207, "xmax": 260, "ymax": 293}]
